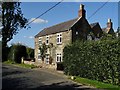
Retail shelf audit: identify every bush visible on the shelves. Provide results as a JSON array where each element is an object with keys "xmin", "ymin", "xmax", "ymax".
[
  {"xmin": 8, "ymin": 44, "xmax": 27, "ymax": 63},
  {"xmin": 26, "ymin": 47, "xmax": 34, "ymax": 59},
  {"xmin": 63, "ymin": 39, "xmax": 120, "ymax": 85}
]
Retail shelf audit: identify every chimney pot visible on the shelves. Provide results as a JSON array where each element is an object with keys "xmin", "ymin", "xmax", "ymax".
[
  {"xmin": 80, "ymin": 4, "xmax": 84, "ymax": 10},
  {"xmin": 78, "ymin": 4, "xmax": 86, "ymax": 18},
  {"xmin": 108, "ymin": 18, "xmax": 111, "ymax": 23}
]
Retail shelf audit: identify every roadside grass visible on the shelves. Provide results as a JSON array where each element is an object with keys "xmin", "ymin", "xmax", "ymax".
[
  {"xmin": 3, "ymin": 60, "xmax": 37, "ymax": 69},
  {"xmin": 71, "ymin": 76, "xmax": 120, "ymax": 90}
]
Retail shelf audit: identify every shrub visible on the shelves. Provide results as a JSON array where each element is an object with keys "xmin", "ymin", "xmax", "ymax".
[
  {"xmin": 8, "ymin": 43, "xmax": 27, "ymax": 63},
  {"xmin": 26, "ymin": 47, "xmax": 34, "ymax": 59},
  {"xmin": 63, "ymin": 38, "xmax": 120, "ymax": 85}
]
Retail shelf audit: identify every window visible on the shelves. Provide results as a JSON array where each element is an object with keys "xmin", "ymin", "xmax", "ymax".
[
  {"xmin": 39, "ymin": 37, "xmax": 42, "ymax": 45},
  {"xmin": 76, "ymin": 31, "xmax": 78, "ymax": 35},
  {"xmin": 87, "ymin": 35, "xmax": 92, "ymax": 40},
  {"xmin": 46, "ymin": 55, "xmax": 49, "ymax": 64},
  {"xmin": 56, "ymin": 53, "xmax": 62, "ymax": 62},
  {"xmin": 46, "ymin": 36, "xmax": 49, "ymax": 45},
  {"xmin": 57, "ymin": 33, "xmax": 62, "ymax": 44},
  {"xmin": 38, "ymin": 50, "xmax": 41, "ymax": 60}
]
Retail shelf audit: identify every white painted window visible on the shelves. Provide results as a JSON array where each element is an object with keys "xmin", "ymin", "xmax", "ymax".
[
  {"xmin": 46, "ymin": 36, "xmax": 49, "ymax": 45},
  {"xmin": 38, "ymin": 50, "xmax": 41, "ymax": 60},
  {"xmin": 46, "ymin": 55, "xmax": 49, "ymax": 64},
  {"xmin": 57, "ymin": 33, "xmax": 62, "ymax": 44},
  {"xmin": 76, "ymin": 31, "xmax": 78, "ymax": 35},
  {"xmin": 39, "ymin": 37, "xmax": 42, "ymax": 45},
  {"xmin": 56, "ymin": 53, "xmax": 62, "ymax": 62},
  {"xmin": 87, "ymin": 35, "xmax": 92, "ymax": 40}
]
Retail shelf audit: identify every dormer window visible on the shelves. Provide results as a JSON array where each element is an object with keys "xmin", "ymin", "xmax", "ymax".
[
  {"xmin": 57, "ymin": 33, "xmax": 62, "ymax": 44},
  {"xmin": 46, "ymin": 36, "xmax": 49, "ymax": 45}
]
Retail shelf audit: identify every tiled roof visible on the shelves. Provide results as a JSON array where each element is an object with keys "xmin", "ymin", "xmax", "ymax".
[
  {"xmin": 102, "ymin": 27, "xmax": 108, "ymax": 33},
  {"xmin": 90, "ymin": 22, "xmax": 99, "ymax": 28},
  {"xmin": 35, "ymin": 18, "xmax": 98, "ymax": 38}
]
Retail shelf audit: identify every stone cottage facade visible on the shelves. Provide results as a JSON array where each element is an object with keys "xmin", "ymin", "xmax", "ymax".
[{"xmin": 34, "ymin": 4, "xmax": 114, "ymax": 69}]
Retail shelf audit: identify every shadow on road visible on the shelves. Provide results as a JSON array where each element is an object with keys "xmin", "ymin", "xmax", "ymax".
[
  {"xmin": 2, "ymin": 77, "xmax": 94, "ymax": 90},
  {"xmin": 2, "ymin": 64, "xmax": 95, "ymax": 90}
]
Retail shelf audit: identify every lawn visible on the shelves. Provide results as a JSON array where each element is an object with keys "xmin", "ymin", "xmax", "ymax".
[
  {"xmin": 3, "ymin": 60, "xmax": 37, "ymax": 69},
  {"xmin": 72, "ymin": 76, "xmax": 120, "ymax": 90}
]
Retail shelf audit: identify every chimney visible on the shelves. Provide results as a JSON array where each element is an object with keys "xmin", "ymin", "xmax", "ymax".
[
  {"xmin": 107, "ymin": 18, "xmax": 113, "ymax": 29},
  {"xmin": 78, "ymin": 4, "xmax": 86, "ymax": 18}
]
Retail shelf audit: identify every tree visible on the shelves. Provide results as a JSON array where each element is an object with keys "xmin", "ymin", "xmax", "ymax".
[
  {"xmin": 39, "ymin": 43, "xmax": 48, "ymax": 62},
  {"xmin": 116, "ymin": 27, "xmax": 120, "ymax": 37},
  {"xmin": 26, "ymin": 47, "xmax": 34, "ymax": 59},
  {"xmin": 8, "ymin": 43, "xmax": 27, "ymax": 63},
  {"xmin": 2, "ymin": 2, "xmax": 28, "ymax": 61}
]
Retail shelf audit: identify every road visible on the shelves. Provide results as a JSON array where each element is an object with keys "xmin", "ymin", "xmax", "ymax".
[{"xmin": 2, "ymin": 64, "xmax": 96, "ymax": 90}]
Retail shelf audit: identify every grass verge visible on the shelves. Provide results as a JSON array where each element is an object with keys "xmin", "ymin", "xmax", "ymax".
[
  {"xmin": 3, "ymin": 60, "xmax": 37, "ymax": 69},
  {"xmin": 71, "ymin": 76, "xmax": 120, "ymax": 90}
]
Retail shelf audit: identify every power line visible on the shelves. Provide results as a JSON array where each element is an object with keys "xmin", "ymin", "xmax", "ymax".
[
  {"xmin": 26, "ymin": 0, "xmax": 64, "ymax": 26},
  {"xmin": 88, "ymin": 0, "xmax": 110, "ymax": 20}
]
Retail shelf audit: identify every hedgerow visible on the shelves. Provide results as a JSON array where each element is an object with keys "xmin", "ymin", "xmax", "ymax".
[{"xmin": 63, "ymin": 38, "xmax": 120, "ymax": 85}]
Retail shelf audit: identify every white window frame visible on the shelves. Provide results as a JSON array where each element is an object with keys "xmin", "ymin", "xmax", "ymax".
[
  {"xmin": 46, "ymin": 55, "xmax": 49, "ymax": 64},
  {"xmin": 39, "ymin": 37, "xmax": 42, "ymax": 45},
  {"xmin": 57, "ymin": 33, "xmax": 62, "ymax": 44},
  {"xmin": 38, "ymin": 53, "xmax": 41, "ymax": 60},
  {"xmin": 56, "ymin": 53, "xmax": 62, "ymax": 62},
  {"xmin": 46, "ymin": 36, "xmax": 49, "ymax": 45}
]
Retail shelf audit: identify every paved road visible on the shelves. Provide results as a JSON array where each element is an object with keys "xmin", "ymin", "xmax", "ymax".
[{"xmin": 2, "ymin": 64, "xmax": 97, "ymax": 90}]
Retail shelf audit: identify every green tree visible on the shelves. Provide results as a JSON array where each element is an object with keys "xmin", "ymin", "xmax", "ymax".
[
  {"xmin": 39, "ymin": 43, "xmax": 48, "ymax": 62},
  {"xmin": 8, "ymin": 43, "xmax": 27, "ymax": 63},
  {"xmin": 26, "ymin": 47, "xmax": 34, "ymax": 58},
  {"xmin": 2, "ymin": 2, "xmax": 28, "ymax": 61}
]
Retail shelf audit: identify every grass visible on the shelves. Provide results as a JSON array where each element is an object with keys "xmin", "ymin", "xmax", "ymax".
[
  {"xmin": 3, "ymin": 60, "xmax": 37, "ymax": 69},
  {"xmin": 72, "ymin": 76, "xmax": 120, "ymax": 90}
]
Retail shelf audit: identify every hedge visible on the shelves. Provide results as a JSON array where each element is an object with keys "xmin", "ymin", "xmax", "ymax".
[
  {"xmin": 63, "ymin": 38, "xmax": 120, "ymax": 85},
  {"xmin": 8, "ymin": 44, "xmax": 27, "ymax": 63}
]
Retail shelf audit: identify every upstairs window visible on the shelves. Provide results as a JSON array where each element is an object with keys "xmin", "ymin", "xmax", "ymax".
[
  {"xmin": 56, "ymin": 53, "xmax": 62, "ymax": 62},
  {"xmin": 46, "ymin": 36, "xmax": 49, "ymax": 45},
  {"xmin": 57, "ymin": 33, "xmax": 62, "ymax": 44},
  {"xmin": 39, "ymin": 37, "xmax": 42, "ymax": 45}
]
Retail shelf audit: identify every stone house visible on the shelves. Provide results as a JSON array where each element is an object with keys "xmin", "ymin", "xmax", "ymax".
[{"xmin": 34, "ymin": 4, "xmax": 114, "ymax": 69}]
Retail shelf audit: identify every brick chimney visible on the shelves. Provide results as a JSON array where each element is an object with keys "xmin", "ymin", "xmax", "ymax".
[
  {"xmin": 78, "ymin": 4, "xmax": 86, "ymax": 18},
  {"xmin": 107, "ymin": 19, "xmax": 113, "ymax": 29}
]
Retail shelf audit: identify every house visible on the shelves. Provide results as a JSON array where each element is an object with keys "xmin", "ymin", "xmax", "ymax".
[
  {"xmin": 34, "ymin": 4, "xmax": 114, "ymax": 69},
  {"xmin": 102, "ymin": 18, "xmax": 114, "ymax": 34}
]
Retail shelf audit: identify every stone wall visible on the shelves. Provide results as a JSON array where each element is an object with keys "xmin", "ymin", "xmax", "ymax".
[{"xmin": 34, "ymin": 30, "xmax": 72, "ymax": 69}]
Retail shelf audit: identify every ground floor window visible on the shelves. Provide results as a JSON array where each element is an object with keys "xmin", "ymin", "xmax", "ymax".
[
  {"xmin": 46, "ymin": 55, "xmax": 49, "ymax": 64},
  {"xmin": 56, "ymin": 53, "xmax": 62, "ymax": 62},
  {"xmin": 38, "ymin": 54, "xmax": 41, "ymax": 60}
]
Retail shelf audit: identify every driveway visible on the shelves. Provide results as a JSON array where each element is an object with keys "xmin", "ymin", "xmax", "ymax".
[{"xmin": 2, "ymin": 64, "xmax": 97, "ymax": 90}]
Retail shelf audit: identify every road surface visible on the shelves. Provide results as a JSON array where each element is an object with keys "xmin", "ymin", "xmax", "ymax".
[{"xmin": 2, "ymin": 64, "xmax": 97, "ymax": 90}]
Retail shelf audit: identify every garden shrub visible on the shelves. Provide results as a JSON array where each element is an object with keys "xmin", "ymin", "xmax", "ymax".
[
  {"xmin": 63, "ymin": 38, "xmax": 120, "ymax": 85},
  {"xmin": 8, "ymin": 44, "xmax": 27, "ymax": 63}
]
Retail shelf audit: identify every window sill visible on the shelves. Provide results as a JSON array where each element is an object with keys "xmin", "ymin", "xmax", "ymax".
[{"xmin": 57, "ymin": 43, "xmax": 62, "ymax": 45}]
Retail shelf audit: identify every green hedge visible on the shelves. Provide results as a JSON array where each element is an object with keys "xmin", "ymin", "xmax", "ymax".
[
  {"xmin": 8, "ymin": 44, "xmax": 27, "ymax": 63},
  {"xmin": 63, "ymin": 39, "xmax": 120, "ymax": 85}
]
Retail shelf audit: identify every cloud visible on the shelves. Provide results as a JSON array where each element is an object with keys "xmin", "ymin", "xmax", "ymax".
[
  {"xmin": 29, "ymin": 18, "xmax": 48, "ymax": 24},
  {"xmin": 28, "ymin": 36, "xmax": 34, "ymax": 39},
  {"xmin": 24, "ymin": 36, "xmax": 34, "ymax": 39}
]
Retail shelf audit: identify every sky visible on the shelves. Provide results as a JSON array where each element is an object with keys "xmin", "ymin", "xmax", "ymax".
[{"xmin": 8, "ymin": 2, "xmax": 118, "ymax": 48}]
